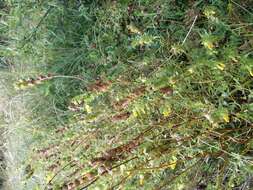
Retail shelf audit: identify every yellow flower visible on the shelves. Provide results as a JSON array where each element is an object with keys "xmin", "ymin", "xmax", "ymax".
[
  {"xmin": 168, "ymin": 162, "xmax": 177, "ymax": 170},
  {"xmin": 170, "ymin": 44, "xmax": 184, "ymax": 55},
  {"xmin": 133, "ymin": 109, "xmax": 139, "ymax": 117},
  {"xmin": 249, "ymin": 70, "xmax": 253, "ymax": 77},
  {"xmin": 223, "ymin": 113, "xmax": 230, "ymax": 123},
  {"xmin": 217, "ymin": 63, "xmax": 225, "ymax": 71},
  {"xmin": 162, "ymin": 106, "xmax": 171, "ymax": 117},
  {"xmin": 85, "ymin": 104, "xmax": 92, "ymax": 113},
  {"xmin": 188, "ymin": 68, "xmax": 194, "ymax": 74},
  {"xmin": 127, "ymin": 24, "xmax": 141, "ymax": 34},
  {"xmin": 204, "ymin": 9, "xmax": 216, "ymax": 18},
  {"xmin": 139, "ymin": 175, "xmax": 144, "ymax": 185},
  {"xmin": 19, "ymin": 84, "xmax": 27, "ymax": 89},
  {"xmin": 204, "ymin": 7, "xmax": 217, "ymax": 21},
  {"xmin": 169, "ymin": 78, "xmax": 176, "ymax": 85},
  {"xmin": 203, "ymin": 41, "xmax": 214, "ymax": 50},
  {"xmin": 46, "ymin": 172, "xmax": 54, "ymax": 183}
]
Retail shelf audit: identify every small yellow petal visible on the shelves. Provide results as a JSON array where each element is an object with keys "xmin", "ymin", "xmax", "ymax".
[
  {"xmin": 203, "ymin": 41, "xmax": 214, "ymax": 50},
  {"xmin": 46, "ymin": 173, "xmax": 53, "ymax": 183},
  {"xmin": 162, "ymin": 107, "xmax": 171, "ymax": 117},
  {"xmin": 230, "ymin": 56, "xmax": 238, "ymax": 63},
  {"xmin": 73, "ymin": 100, "xmax": 78, "ymax": 105},
  {"xmin": 85, "ymin": 104, "xmax": 92, "ymax": 113},
  {"xmin": 139, "ymin": 175, "xmax": 144, "ymax": 185},
  {"xmin": 169, "ymin": 78, "xmax": 176, "ymax": 85},
  {"xmin": 133, "ymin": 109, "xmax": 138, "ymax": 117},
  {"xmin": 188, "ymin": 68, "xmax": 194, "ymax": 74},
  {"xmin": 127, "ymin": 25, "xmax": 141, "ymax": 34},
  {"xmin": 249, "ymin": 70, "xmax": 253, "ymax": 77},
  {"xmin": 168, "ymin": 162, "xmax": 177, "ymax": 170},
  {"xmin": 223, "ymin": 114, "xmax": 229, "ymax": 123},
  {"xmin": 19, "ymin": 84, "xmax": 27, "ymax": 89},
  {"xmin": 217, "ymin": 63, "xmax": 225, "ymax": 71}
]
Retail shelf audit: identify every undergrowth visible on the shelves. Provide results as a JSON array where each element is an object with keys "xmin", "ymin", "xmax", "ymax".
[{"xmin": 1, "ymin": 0, "xmax": 253, "ymax": 190}]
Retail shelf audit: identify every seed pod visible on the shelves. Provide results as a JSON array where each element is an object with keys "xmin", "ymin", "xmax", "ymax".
[
  {"xmin": 159, "ymin": 86, "xmax": 173, "ymax": 96},
  {"xmin": 88, "ymin": 80, "xmax": 111, "ymax": 92},
  {"xmin": 47, "ymin": 73, "xmax": 53, "ymax": 78},
  {"xmin": 83, "ymin": 172, "xmax": 94, "ymax": 181},
  {"xmin": 111, "ymin": 112, "xmax": 131, "ymax": 122},
  {"xmin": 74, "ymin": 179, "xmax": 81, "ymax": 186},
  {"xmin": 132, "ymin": 86, "xmax": 146, "ymax": 97},
  {"xmin": 97, "ymin": 165, "xmax": 106, "ymax": 174}
]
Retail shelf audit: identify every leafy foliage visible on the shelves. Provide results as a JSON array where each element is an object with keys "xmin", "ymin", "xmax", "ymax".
[{"xmin": 1, "ymin": 0, "xmax": 253, "ymax": 190}]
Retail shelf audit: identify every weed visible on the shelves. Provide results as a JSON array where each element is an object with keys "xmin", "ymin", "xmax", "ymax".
[{"xmin": 1, "ymin": 0, "xmax": 253, "ymax": 190}]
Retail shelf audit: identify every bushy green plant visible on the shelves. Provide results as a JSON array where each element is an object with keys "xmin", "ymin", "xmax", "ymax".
[{"xmin": 1, "ymin": 0, "xmax": 253, "ymax": 190}]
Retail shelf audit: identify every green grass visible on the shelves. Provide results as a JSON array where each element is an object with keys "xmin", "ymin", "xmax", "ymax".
[{"xmin": 1, "ymin": 0, "xmax": 253, "ymax": 190}]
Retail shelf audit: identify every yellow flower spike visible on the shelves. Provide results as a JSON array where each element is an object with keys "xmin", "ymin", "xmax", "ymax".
[{"xmin": 217, "ymin": 63, "xmax": 225, "ymax": 71}]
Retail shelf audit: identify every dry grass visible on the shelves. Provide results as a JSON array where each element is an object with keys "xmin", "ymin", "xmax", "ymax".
[{"xmin": 0, "ymin": 71, "xmax": 45, "ymax": 190}]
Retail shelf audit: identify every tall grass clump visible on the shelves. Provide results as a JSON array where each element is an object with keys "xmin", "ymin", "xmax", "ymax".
[{"xmin": 1, "ymin": 0, "xmax": 253, "ymax": 190}]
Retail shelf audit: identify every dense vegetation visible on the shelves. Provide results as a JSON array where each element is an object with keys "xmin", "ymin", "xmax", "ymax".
[{"xmin": 1, "ymin": 0, "xmax": 253, "ymax": 190}]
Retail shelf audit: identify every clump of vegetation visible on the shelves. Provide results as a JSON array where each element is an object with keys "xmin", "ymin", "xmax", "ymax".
[{"xmin": 1, "ymin": 0, "xmax": 253, "ymax": 190}]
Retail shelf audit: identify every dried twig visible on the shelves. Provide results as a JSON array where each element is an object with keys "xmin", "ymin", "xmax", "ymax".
[{"xmin": 182, "ymin": 15, "xmax": 198, "ymax": 45}]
